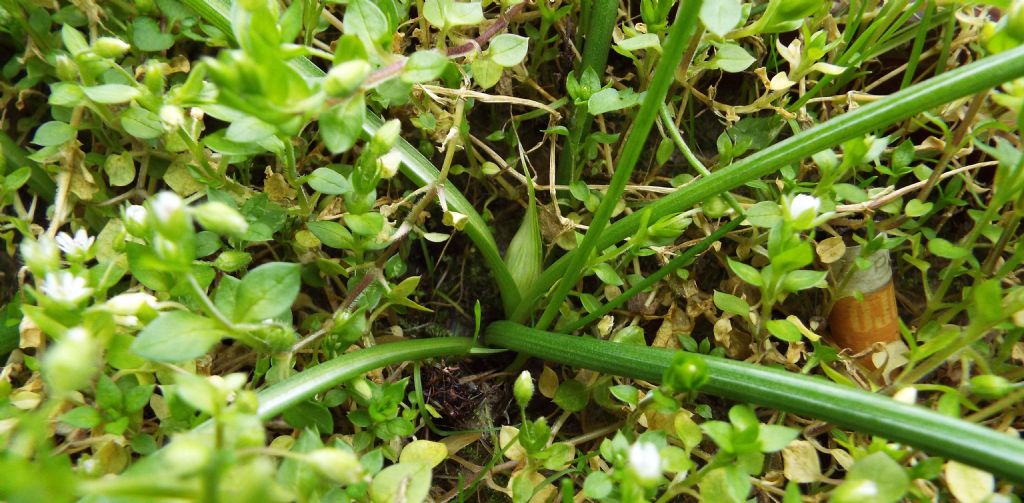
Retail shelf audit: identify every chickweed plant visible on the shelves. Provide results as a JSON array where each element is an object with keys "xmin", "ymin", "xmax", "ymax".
[{"xmin": 2, "ymin": 0, "xmax": 1024, "ymax": 501}]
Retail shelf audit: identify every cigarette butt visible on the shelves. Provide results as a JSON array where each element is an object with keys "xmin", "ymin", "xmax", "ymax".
[
  {"xmin": 828, "ymin": 280, "xmax": 900, "ymax": 353},
  {"xmin": 828, "ymin": 248, "xmax": 900, "ymax": 355}
]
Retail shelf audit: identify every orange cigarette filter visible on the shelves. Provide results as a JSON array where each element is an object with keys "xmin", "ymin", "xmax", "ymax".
[{"xmin": 828, "ymin": 248, "xmax": 900, "ymax": 355}]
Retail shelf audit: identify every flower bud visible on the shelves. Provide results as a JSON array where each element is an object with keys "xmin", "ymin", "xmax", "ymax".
[
  {"xmin": 256, "ymin": 322, "xmax": 297, "ymax": 352},
  {"xmin": 159, "ymin": 105, "xmax": 186, "ymax": 131},
  {"xmin": 193, "ymin": 201, "xmax": 249, "ymax": 237},
  {"xmin": 306, "ymin": 448, "xmax": 363, "ymax": 485},
  {"xmin": 627, "ymin": 441, "xmax": 662, "ymax": 485},
  {"xmin": 702, "ymin": 195, "xmax": 730, "ymax": 219},
  {"xmin": 214, "ymin": 250, "xmax": 253, "ymax": 272},
  {"xmin": 663, "ymin": 352, "xmax": 709, "ymax": 393},
  {"xmin": 969, "ymin": 375, "xmax": 1012, "ymax": 400},
  {"xmin": 143, "ymin": 61, "xmax": 166, "ymax": 95},
  {"xmin": 1006, "ymin": 0, "xmax": 1024, "ymax": 41},
  {"xmin": 369, "ymin": 119, "xmax": 401, "ymax": 154},
  {"xmin": 149, "ymin": 191, "xmax": 191, "ymax": 239},
  {"xmin": 105, "ymin": 292, "xmax": 159, "ymax": 316},
  {"xmin": 378, "ymin": 151, "xmax": 402, "ymax": 179},
  {"xmin": 20, "ymin": 236, "xmax": 60, "ymax": 276},
  {"xmin": 92, "ymin": 37, "xmax": 130, "ymax": 59},
  {"xmin": 323, "ymin": 60, "xmax": 371, "ymax": 97},
  {"xmin": 55, "ymin": 55, "xmax": 78, "ymax": 82},
  {"xmin": 785, "ymin": 193, "xmax": 821, "ymax": 230},
  {"xmin": 42, "ymin": 327, "xmax": 98, "ymax": 394},
  {"xmin": 123, "ymin": 204, "xmax": 150, "ymax": 237},
  {"xmin": 514, "ymin": 371, "xmax": 534, "ymax": 409},
  {"xmin": 165, "ymin": 434, "xmax": 213, "ymax": 475},
  {"xmin": 152, "ymin": 235, "xmax": 192, "ymax": 267}
]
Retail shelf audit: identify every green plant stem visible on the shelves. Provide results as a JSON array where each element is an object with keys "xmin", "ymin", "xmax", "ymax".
[
  {"xmin": 255, "ymin": 337, "xmax": 473, "ymax": 420},
  {"xmin": 483, "ymin": 321, "xmax": 1024, "ymax": 483},
  {"xmin": 182, "ymin": 0, "xmax": 520, "ymax": 315},
  {"xmin": 557, "ymin": 0, "xmax": 618, "ymax": 184},
  {"xmin": 534, "ymin": 0, "xmax": 705, "ymax": 331},
  {"xmin": 562, "ymin": 217, "xmax": 742, "ymax": 333},
  {"xmin": 658, "ymin": 104, "xmax": 743, "ymax": 215},
  {"xmin": 512, "ymin": 43, "xmax": 1024, "ymax": 323}
]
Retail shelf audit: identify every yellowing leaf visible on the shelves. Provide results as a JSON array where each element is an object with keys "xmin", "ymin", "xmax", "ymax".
[
  {"xmin": 782, "ymin": 440, "xmax": 821, "ymax": 483},
  {"xmin": 399, "ymin": 440, "xmax": 448, "ymax": 468}
]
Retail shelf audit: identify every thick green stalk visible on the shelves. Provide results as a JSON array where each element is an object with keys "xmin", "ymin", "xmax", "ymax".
[
  {"xmin": 256, "ymin": 337, "xmax": 473, "ymax": 420},
  {"xmin": 557, "ymin": 0, "xmax": 618, "ymax": 184},
  {"xmin": 484, "ymin": 322, "xmax": 1024, "ymax": 483},
  {"xmin": 562, "ymin": 217, "xmax": 742, "ymax": 333},
  {"xmin": 181, "ymin": 0, "xmax": 519, "ymax": 314},
  {"xmin": 534, "ymin": 0, "xmax": 705, "ymax": 330},
  {"xmin": 512, "ymin": 44, "xmax": 1024, "ymax": 323}
]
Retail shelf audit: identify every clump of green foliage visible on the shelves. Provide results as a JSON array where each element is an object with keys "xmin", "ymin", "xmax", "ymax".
[{"xmin": 2, "ymin": 0, "xmax": 1024, "ymax": 501}]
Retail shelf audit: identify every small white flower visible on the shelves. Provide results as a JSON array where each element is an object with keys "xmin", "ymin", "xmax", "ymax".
[
  {"xmin": 125, "ymin": 205, "xmax": 147, "ymax": 225},
  {"xmin": 151, "ymin": 192, "xmax": 184, "ymax": 224},
  {"xmin": 788, "ymin": 194, "xmax": 821, "ymax": 221},
  {"xmin": 893, "ymin": 387, "xmax": 917, "ymax": 405},
  {"xmin": 20, "ymin": 236, "xmax": 60, "ymax": 274},
  {"xmin": 40, "ymin": 271, "xmax": 94, "ymax": 305},
  {"xmin": 55, "ymin": 229, "xmax": 95, "ymax": 260},
  {"xmin": 160, "ymin": 105, "xmax": 186, "ymax": 130},
  {"xmin": 378, "ymin": 151, "xmax": 402, "ymax": 179},
  {"xmin": 628, "ymin": 441, "xmax": 662, "ymax": 481},
  {"xmin": 64, "ymin": 326, "xmax": 90, "ymax": 344},
  {"xmin": 105, "ymin": 292, "xmax": 159, "ymax": 315}
]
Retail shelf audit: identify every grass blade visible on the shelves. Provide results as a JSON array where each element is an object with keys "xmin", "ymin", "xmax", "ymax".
[
  {"xmin": 485, "ymin": 321, "xmax": 1024, "ymax": 483},
  {"xmin": 533, "ymin": 0, "xmax": 705, "ymax": 330}
]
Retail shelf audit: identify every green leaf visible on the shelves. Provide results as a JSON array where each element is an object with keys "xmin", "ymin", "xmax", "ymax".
[
  {"xmin": 423, "ymin": 0, "xmax": 484, "ymax": 29},
  {"xmin": 744, "ymin": 201, "xmax": 781, "ymax": 228},
  {"xmin": 781, "ymin": 269, "xmax": 827, "ymax": 292},
  {"xmin": 62, "ymin": 24, "xmax": 89, "ymax": 55},
  {"xmin": 307, "ymin": 221, "xmax": 354, "ymax": 249},
  {"xmin": 583, "ymin": 472, "xmax": 613, "ymax": 499},
  {"xmin": 700, "ymin": 0, "xmax": 742, "ymax": 36},
  {"xmin": 346, "ymin": 212, "xmax": 384, "ymax": 236},
  {"xmin": 344, "ymin": 0, "xmax": 390, "ymax": 48},
  {"xmin": 700, "ymin": 466, "xmax": 751, "ymax": 503},
  {"xmin": 283, "ymin": 400, "xmax": 334, "ymax": 432},
  {"xmin": 234, "ymin": 262, "xmax": 301, "ymax": 323},
  {"xmin": 727, "ymin": 259, "xmax": 763, "ymax": 287},
  {"xmin": 928, "ymin": 237, "xmax": 968, "ymax": 259},
  {"xmin": 369, "ymin": 462, "xmax": 431, "ymax": 503},
  {"xmin": 307, "ymin": 167, "xmax": 352, "ymax": 195},
  {"xmin": 226, "ymin": 116, "xmax": 276, "ymax": 144},
  {"xmin": 587, "ymin": 87, "xmax": 643, "ymax": 115},
  {"xmin": 131, "ymin": 311, "xmax": 228, "ymax": 362},
  {"xmin": 104, "ymin": 152, "xmax": 136, "ymax": 187},
  {"xmin": 765, "ymin": 319, "xmax": 803, "ymax": 342},
  {"xmin": 121, "ymin": 105, "xmax": 164, "ymax": 140},
  {"xmin": 757, "ymin": 424, "xmax": 798, "ymax": 452},
  {"xmin": 591, "ymin": 262, "xmax": 623, "ymax": 286},
  {"xmin": 616, "ymin": 33, "xmax": 661, "ymax": 52},
  {"xmin": 471, "ymin": 57, "xmax": 502, "ymax": 89},
  {"xmin": 48, "ymin": 83, "xmax": 84, "ymax": 107},
  {"xmin": 711, "ymin": 43, "xmax": 755, "ymax": 73},
  {"xmin": 132, "ymin": 17, "xmax": 175, "ymax": 52},
  {"xmin": 609, "ymin": 384, "xmax": 639, "ymax": 406},
  {"xmin": 714, "ymin": 291, "xmax": 750, "ymax": 318},
  {"xmin": 32, "ymin": 121, "xmax": 75, "ymax": 146},
  {"xmin": 488, "ymin": 34, "xmax": 529, "ymax": 67},
  {"xmin": 82, "ymin": 84, "xmax": 141, "ymax": 104},
  {"xmin": 904, "ymin": 199, "xmax": 932, "ymax": 217},
  {"xmin": 320, "ymin": 95, "xmax": 365, "ymax": 154},
  {"xmin": 59, "ymin": 406, "xmax": 101, "ymax": 429},
  {"xmin": 553, "ymin": 379, "xmax": 588, "ymax": 412},
  {"xmin": 401, "ymin": 50, "xmax": 448, "ymax": 83},
  {"xmin": 831, "ymin": 452, "xmax": 909, "ymax": 503},
  {"xmin": 771, "ymin": 242, "xmax": 813, "ymax": 271}
]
